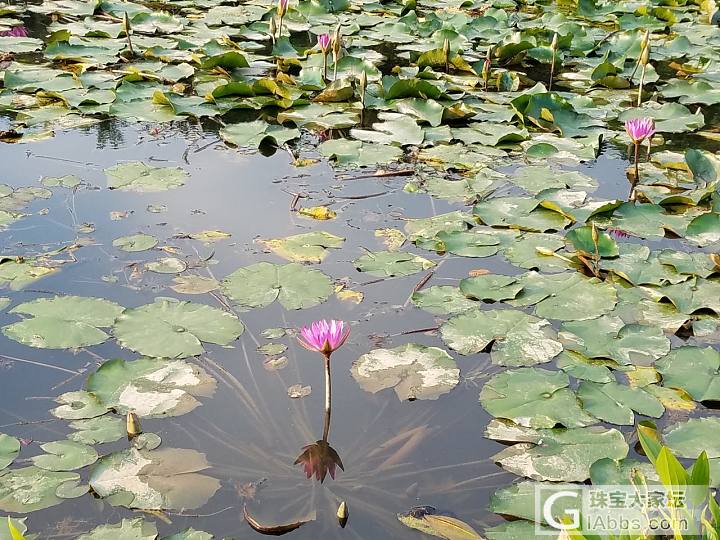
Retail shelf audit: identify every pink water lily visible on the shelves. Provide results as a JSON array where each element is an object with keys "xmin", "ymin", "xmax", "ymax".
[
  {"xmin": 624, "ymin": 117, "xmax": 655, "ymax": 144},
  {"xmin": 0, "ymin": 26, "xmax": 28, "ymax": 38},
  {"xmin": 298, "ymin": 319, "xmax": 349, "ymax": 356},
  {"xmin": 276, "ymin": 0, "xmax": 288, "ymax": 17},
  {"xmin": 317, "ymin": 33, "xmax": 331, "ymax": 52}
]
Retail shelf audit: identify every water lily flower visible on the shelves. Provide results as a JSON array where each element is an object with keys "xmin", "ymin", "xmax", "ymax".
[
  {"xmin": 298, "ymin": 319, "xmax": 349, "ymax": 356},
  {"xmin": 317, "ymin": 33, "xmax": 331, "ymax": 52},
  {"xmin": 0, "ymin": 26, "xmax": 28, "ymax": 37},
  {"xmin": 294, "ymin": 440, "xmax": 344, "ymax": 482},
  {"xmin": 625, "ymin": 117, "xmax": 655, "ymax": 199},
  {"xmin": 624, "ymin": 117, "xmax": 655, "ymax": 144},
  {"xmin": 276, "ymin": 0, "xmax": 288, "ymax": 17}
]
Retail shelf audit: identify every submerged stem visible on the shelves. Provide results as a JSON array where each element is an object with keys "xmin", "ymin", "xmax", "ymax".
[{"xmin": 631, "ymin": 142, "xmax": 640, "ymax": 201}]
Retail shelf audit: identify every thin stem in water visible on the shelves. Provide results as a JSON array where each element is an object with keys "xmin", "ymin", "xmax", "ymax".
[{"xmin": 322, "ymin": 353, "xmax": 332, "ymax": 442}]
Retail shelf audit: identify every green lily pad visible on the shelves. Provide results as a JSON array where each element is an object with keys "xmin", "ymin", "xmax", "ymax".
[
  {"xmin": 221, "ymin": 262, "xmax": 334, "ymax": 310},
  {"xmin": 105, "ymin": 162, "xmax": 188, "ymax": 193},
  {"xmin": 486, "ymin": 420, "xmax": 628, "ymax": 482},
  {"xmin": 112, "ymin": 234, "xmax": 158, "ymax": 252},
  {"xmin": 664, "ymin": 417, "xmax": 720, "ymax": 459},
  {"xmin": 220, "ymin": 120, "xmax": 300, "ymax": 148},
  {"xmin": 51, "ymin": 391, "xmax": 110, "ymax": 420},
  {"xmin": 509, "ymin": 272, "xmax": 617, "ymax": 321},
  {"xmin": 459, "ymin": 275, "xmax": 523, "ymax": 302},
  {"xmin": 411, "ymin": 285, "xmax": 478, "ymax": 315},
  {"xmin": 77, "ymin": 518, "xmax": 158, "ymax": 540},
  {"xmin": 162, "ymin": 528, "xmax": 213, "ymax": 540},
  {"xmin": 0, "ymin": 435, "xmax": 19, "ymax": 471},
  {"xmin": 2, "ymin": 296, "xmax": 124, "ymax": 349},
  {"xmin": 656, "ymin": 346, "xmax": 720, "ymax": 402},
  {"xmin": 441, "ymin": 309, "xmax": 562, "ymax": 366},
  {"xmin": 113, "ymin": 299, "xmax": 243, "ymax": 358},
  {"xmin": 479, "ymin": 367, "xmax": 597, "ymax": 428},
  {"xmin": 565, "ymin": 226, "xmax": 618, "ymax": 257},
  {"xmin": 0, "ymin": 467, "xmax": 86, "ymax": 512},
  {"xmin": 354, "ymin": 251, "xmax": 435, "ymax": 277},
  {"xmin": 68, "ymin": 417, "xmax": 125, "ymax": 445},
  {"xmin": 502, "ymin": 232, "xmax": 570, "ymax": 273},
  {"xmin": 260, "ymin": 231, "xmax": 344, "ymax": 263},
  {"xmin": 474, "ymin": 196, "xmax": 570, "ymax": 232},
  {"xmin": 86, "ymin": 357, "xmax": 216, "ymax": 417},
  {"xmin": 351, "ymin": 343, "xmax": 460, "ymax": 401},
  {"xmin": 577, "ymin": 381, "xmax": 664, "ymax": 425},
  {"xmin": 559, "ymin": 315, "xmax": 670, "ymax": 366},
  {"xmin": 170, "ymin": 276, "xmax": 220, "ymax": 295},
  {"xmin": 556, "ymin": 350, "xmax": 615, "ymax": 383},
  {"xmin": 89, "ymin": 447, "xmax": 220, "ymax": 510},
  {"xmin": 510, "ymin": 166, "xmax": 597, "ymax": 194},
  {"xmin": 319, "ymin": 139, "xmax": 403, "ymax": 167},
  {"xmin": 32, "ymin": 440, "xmax": 98, "ymax": 471},
  {"xmin": 146, "ymin": 257, "xmax": 187, "ymax": 274},
  {"xmin": 417, "ymin": 230, "xmax": 501, "ymax": 258}
]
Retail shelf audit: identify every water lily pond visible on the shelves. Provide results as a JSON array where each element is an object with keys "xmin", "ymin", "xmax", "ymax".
[{"xmin": 0, "ymin": 0, "xmax": 720, "ymax": 538}]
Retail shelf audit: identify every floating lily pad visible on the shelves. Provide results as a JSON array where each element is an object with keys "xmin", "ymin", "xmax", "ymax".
[
  {"xmin": 260, "ymin": 231, "xmax": 344, "ymax": 263},
  {"xmin": 351, "ymin": 343, "xmax": 460, "ymax": 401},
  {"xmin": 222, "ymin": 262, "xmax": 334, "ymax": 310},
  {"xmin": 2, "ymin": 296, "xmax": 124, "ymax": 349},
  {"xmin": 112, "ymin": 234, "xmax": 158, "ymax": 252},
  {"xmin": 353, "ymin": 251, "xmax": 435, "ymax": 277},
  {"xmin": 656, "ymin": 346, "xmax": 720, "ymax": 402},
  {"xmin": 89, "ymin": 447, "xmax": 220, "ymax": 510},
  {"xmin": 105, "ymin": 162, "xmax": 188, "ymax": 192},
  {"xmin": 474, "ymin": 196, "xmax": 570, "ymax": 232},
  {"xmin": 68, "ymin": 417, "xmax": 125, "ymax": 445},
  {"xmin": 486, "ymin": 420, "xmax": 628, "ymax": 482},
  {"xmin": 441, "ymin": 309, "xmax": 562, "ymax": 366},
  {"xmin": 577, "ymin": 381, "xmax": 664, "ymax": 425},
  {"xmin": 51, "ymin": 391, "xmax": 110, "ymax": 420},
  {"xmin": 479, "ymin": 367, "xmax": 597, "ymax": 428},
  {"xmin": 0, "ymin": 467, "xmax": 86, "ymax": 512},
  {"xmin": 411, "ymin": 286, "xmax": 478, "ymax": 315},
  {"xmin": 664, "ymin": 417, "xmax": 720, "ymax": 459},
  {"xmin": 509, "ymin": 272, "xmax": 617, "ymax": 321},
  {"xmin": 459, "ymin": 275, "xmax": 523, "ymax": 302},
  {"xmin": 86, "ymin": 357, "xmax": 216, "ymax": 417},
  {"xmin": 220, "ymin": 120, "xmax": 300, "ymax": 148},
  {"xmin": 113, "ymin": 299, "xmax": 243, "ymax": 358},
  {"xmin": 77, "ymin": 518, "xmax": 158, "ymax": 540},
  {"xmin": 170, "ymin": 276, "xmax": 219, "ymax": 295},
  {"xmin": 0, "ymin": 435, "xmax": 19, "ymax": 470},
  {"xmin": 559, "ymin": 315, "xmax": 671, "ymax": 366},
  {"xmin": 32, "ymin": 440, "xmax": 98, "ymax": 471},
  {"xmin": 146, "ymin": 257, "xmax": 187, "ymax": 274}
]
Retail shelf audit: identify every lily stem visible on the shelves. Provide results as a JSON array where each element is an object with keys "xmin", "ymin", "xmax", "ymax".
[
  {"xmin": 631, "ymin": 142, "xmax": 640, "ymax": 202},
  {"xmin": 322, "ymin": 353, "xmax": 332, "ymax": 442}
]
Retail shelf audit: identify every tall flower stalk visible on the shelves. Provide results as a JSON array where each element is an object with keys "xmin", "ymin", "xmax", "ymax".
[
  {"xmin": 482, "ymin": 47, "xmax": 491, "ymax": 91},
  {"xmin": 276, "ymin": 0, "xmax": 288, "ymax": 39},
  {"xmin": 294, "ymin": 319, "xmax": 349, "ymax": 482},
  {"xmin": 625, "ymin": 117, "xmax": 655, "ymax": 199},
  {"xmin": 549, "ymin": 32, "xmax": 558, "ymax": 91},
  {"xmin": 332, "ymin": 25, "xmax": 342, "ymax": 80},
  {"xmin": 317, "ymin": 33, "xmax": 331, "ymax": 81}
]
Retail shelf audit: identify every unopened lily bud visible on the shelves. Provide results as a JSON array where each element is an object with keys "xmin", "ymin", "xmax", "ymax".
[
  {"xmin": 443, "ymin": 37, "xmax": 450, "ymax": 58},
  {"xmin": 337, "ymin": 501, "xmax": 348, "ymax": 528},
  {"xmin": 276, "ymin": 0, "xmax": 288, "ymax": 17},
  {"xmin": 483, "ymin": 48, "xmax": 491, "ymax": 74},
  {"xmin": 359, "ymin": 70, "xmax": 367, "ymax": 104},
  {"xmin": 123, "ymin": 11, "xmax": 131, "ymax": 34},
  {"xmin": 126, "ymin": 411, "xmax": 142, "ymax": 438},
  {"xmin": 640, "ymin": 42, "xmax": 650, "ymax": 65},
  {"xmin": 640, "ymin": 29, "xmax": 649, "ymax": 51},
  {"xmin": 551, "ymin": 32, "xmax": 558, "ymax": 51},
  {"xmin": 591, "ymin": 223, "xmax": 599, "ymax": 244},
  {"xmin": 332, "ymin": 24, "xmax": 341, "ymax": 56}
]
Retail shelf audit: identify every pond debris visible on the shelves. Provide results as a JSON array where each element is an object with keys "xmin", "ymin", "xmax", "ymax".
[{"xmin": 243, "ymin": 505, "xmax": 314, "ymax": 536}]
